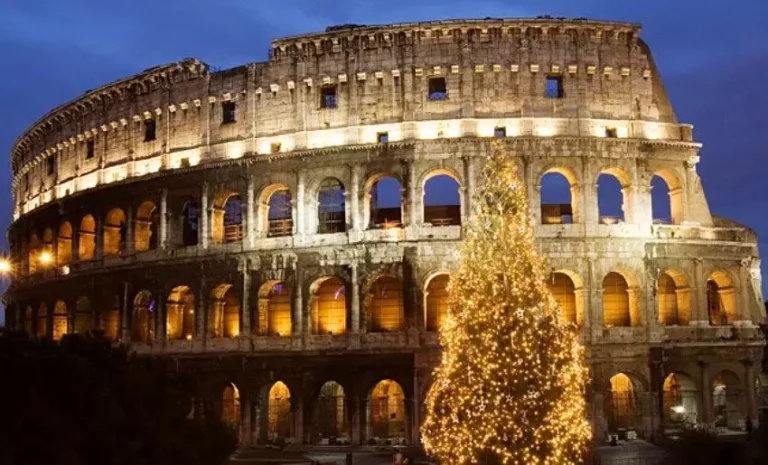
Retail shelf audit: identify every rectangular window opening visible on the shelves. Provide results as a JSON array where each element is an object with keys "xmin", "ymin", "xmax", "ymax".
[
  {"xmin": 428, "ymin": 77, "xmax": 447, "ymax": 101},
  {"xmin": 494, "ymin": 126, "xmax": 507, "ymax": 138},
  {"xmin": 545, "ymin": 76, "xmax": 564, "ymax": 99},
  {"xmin": 377, "ymin": 132, "xmax": 389, "ymax": 143},
  {"xmin": 46, "ymin": 156, "xmax": 55, "ymax": 176},
  {"xmin": 605, "ymin": 127, "xmax": 618, "ymax": 138},
  {"xmin": 222, "ymin": 101, "xmax": 236, "ymax": 124},
  {"xmin": 144, "ymin": 119, "xmax": 157, "ymax": 142},
  {"xmin": 180, "ymin": 157, "xmax": 191, "ymax": 168},
  {"xmin": 320, "ymin": 86, "xmax": 338, "ymax": 109},
  {"xmin": 86, "ymin": 140, "xmax": 95, "ymax": 159},
  {"xmin": 271, "ymin": 142, "xmax": 282, "ymax": 153}
]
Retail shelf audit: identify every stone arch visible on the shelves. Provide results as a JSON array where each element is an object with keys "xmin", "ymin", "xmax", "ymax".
[
  {"xmin": 103, "ymin": 208, "xmax": 127, "ymax": 257},
  {"xmin": 210, "ymin": 284, "xmax": 240, "ymax": 338},
  {"xmin": 222, "ymin": 382, "xmax": 241, "ymax": 430},
  {"xmin": 23, "ymin": 305, "xmax": 33, "ymax": 334},
  {"xmin": 365, "ymin": 275, "xmax": 404, "ymax": 333},
  {"xmin": 212, "ymin": 191, "xmax": 243, "ymax": 244},
  {"xmin": 37, "ymin": 302, "xmax": 48, "ymax": 338},
  {"xmin": 181, "ymin": 200, "xmax": 200, "ymax": 247},
  {"xmin": 267, "ymin": 381, "xmax": 292, "ymax": 440},
  {"xmin": 52, "ymin": 300, "xmax": 68, "ymax": 341},
  {"xmin": 651, "ymin": 169, "xmax": 684, "ymax": 225},
  {"xmin": 707, "ymin": 270, "xmax": 737, "ymax": 325},
  {"xmin": 73, "ymin": 296, "xmax": 93, "ymax": 334},
  {"xmin": 658, "ymin": 269, "xmax": 691, "ymax": 326},
  {"xmin": 602, "ymin": 270, "xmax": 641, "ymax": 327},
  {"xmin": 57, "ymin": 221, "xmax": 73, "ymax": 266},
  {"xmin": 258, "ymin": 280, "xmax": 292, "ymax": 336},
  {"xmin": 166, "ymin": 285, "xmax": 195, "ymax": 340},
  {"xmin": 424, "ymin": 272, "xmax": 450, "ymax": 332},
  {"xmin": 101, "ymin": 291, "xmax": 122, "ymax": 341},
  {"xmin": 540, "ymin": 166, "xmax": 579, "ymax": 224},
  {"xmin": 317, "ymin": 177, "xmax": 346, "ymax": 234},
  {"xmin": 364, "ymin": 174, "xmax": 403, "ymax": 229},
  {"xmin": 28, "ymin": 232, "xmax": 40, "ymax": 274},
  {"xmin": 309, "ymin": 277, "xmax": 347, "ymax": 335},
  {"xmin": 548, "ymin": 270, "xmax": 585, "ymax": 326},
  {"xmin": 422, "ymin": 169, "xmax": 461, "ymax": 226},
  {"xmin": 258, "ymin": 183, "xmax": 293, "ymax": 237},
  {"xmin": 134, "ymin": 200, "xmax": 159, "ymax": 252},
  {"xmin": 41, "ymin": 228, "xmax": 54, "ymax": 266},
  {"xmin": 368, "ymin": 379, "xmax": 406, "ymax": 442},
  {"xmin": 131, "ymin": 290, "xmax": 155, "ymax": 343},
  {"xmin": 78, "ymin": 214, "xmax": 96, "ymax": 261},
  {"xmin": 662, "ymin": 372, "xmax": 698, "ymax": 428},
  {"xmin": 597, "ymin": 167, "xmax": 631, "ymax": 224},
  {"xmin": 608, "ymin": 373, "xmax": 639, "ymax": 432},
  {"xmin": 313, "ymin": 381, "xmax": 347, "ymax": 443},
  {"xmin": 713, "ymin": 369, "xmax": 745, "ymax": 430}
]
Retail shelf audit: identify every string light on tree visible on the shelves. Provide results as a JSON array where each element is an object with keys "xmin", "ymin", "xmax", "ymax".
[{"xmin": 422, "ymin": 140, "xmax": 591, "ymax": 464}]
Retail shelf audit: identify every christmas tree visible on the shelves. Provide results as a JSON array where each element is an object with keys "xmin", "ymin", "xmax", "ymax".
[{"xmin": 422, "ymin": 140, "xmax": 591, "ymax": 464}]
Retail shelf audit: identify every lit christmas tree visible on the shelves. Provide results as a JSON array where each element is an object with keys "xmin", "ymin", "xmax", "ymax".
[{"xmin": 422, "ymin": 140, "xmax": 591, "ymax": 464}]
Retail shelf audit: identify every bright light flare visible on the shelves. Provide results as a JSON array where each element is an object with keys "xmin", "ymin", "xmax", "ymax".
[
  {"xmin": 39, "ymin": 251, "xmax": 53, "ymax": 265},
  {"xmin": 0, "ymin": 258, "xmax": 11, "ymax": 274}
]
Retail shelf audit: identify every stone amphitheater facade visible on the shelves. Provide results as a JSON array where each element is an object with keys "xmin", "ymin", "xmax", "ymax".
[{"xmin": 6, "ymin": 17, "xmax": 766, "ymax": 445}]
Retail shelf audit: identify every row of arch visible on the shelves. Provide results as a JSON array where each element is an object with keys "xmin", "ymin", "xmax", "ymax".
[
  {"xmin": 21, "ymin": 264, "xmax": 739, "ymax": 343},
  {"xmin": 539, "ymin": 166, "xmax": 683, "ymax": 225},
  {"xmin": 21, "ymin": 174, "xmax": 461, "ymax": 273},
  {"xmin": 221, "ymin": 379, "xmax": 406, "ymax": 443}
]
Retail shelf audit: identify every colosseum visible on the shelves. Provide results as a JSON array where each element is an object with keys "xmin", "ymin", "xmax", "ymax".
[{"xmin": 5, "ymin": 17, "xmax": 766, "ymax": 446}]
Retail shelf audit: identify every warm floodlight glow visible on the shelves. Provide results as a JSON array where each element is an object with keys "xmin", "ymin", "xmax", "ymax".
[
  {"xmin": 39, "ymin": 251, "xmax": 53, "ymax": 265},
  {"xmin": 60, "ymin": 265, "xmax": 71, "ymax": 276},
  {"xmin": 0, "ymin": 258, "xmax": 11, "ymax": 274},
  {"xmin": 672, "ymin": 405, "xmax": 685, "ymax": 414}
]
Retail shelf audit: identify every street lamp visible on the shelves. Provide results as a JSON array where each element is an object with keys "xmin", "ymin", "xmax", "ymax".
[{"xmin": 39, "ymin": 251, "xmax": 53, "ymax": 266}]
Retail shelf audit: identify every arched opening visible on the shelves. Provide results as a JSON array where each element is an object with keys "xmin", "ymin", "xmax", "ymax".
[
  {"xmin": 423, "ymin": 172, "xmax": 461, "ymax": 226},
  {"xmin": 425, "ymin": 274, "xmax": 450, "ymax": 332},
  {"xmin": 713, "ymin": 371, "xmax": 745, "ymax": 430},
  {"xmin": 102, "ymin": 293, "xmax": 121, "ymax": 341},
  {"xmin": 210, "ymin": 284, "xmax": 240, "ymax": 338},
  {"xmin": 79, "ymin": 215, "xmax": 96, "ymax": 261},
  {"xmin": 603, "ymin": 272, "xmax": 639, "ymax": 327},
  {"xmin": 131, "ymin": 290, "xmax": 155, "ymax": 343},
  {"xmin": 368, "ymin": 380, "xmax": 406, "ymax": 442},
  {"xmin": 23, "ymin": 306, "xmax": 33, "ymax": 334},
  {"xmin": 73, "ymin": 296, "xmax": 92, "ymax": 334},
  {"xmin": 597, "ymin": 169, "xmax": 629, "ymax": 224},
  {"xmin": 366, "ymin": 276, "xmax": 404, "ymax": 332},
  {"xmin": 222, "ymin": 383, "xmax": 241, "ymax": 430},
  {"xmin": 707, "ymin": 271, "xmax": 736, "ymax": 326},
  {"xmin": 317, "ymin": 178, "xmax": 346, "ymax": 234},
  {"xmin": 540, "ymin": 168, "xmax": 577, "ymax": 224},
  {"xmin": 310, "ymin": 277, "xmax": 346, "ymax": 335},
  {"xmin": 268, "ymin": 381, "xmax": 292, "ymax": 440},
  {"xmin": 314, "ymin": 381, "xmax": 347, "ymax": 443},
  {"xmin": 103, "ymin": 208, "xmax": 127, "ymax": 257},
  {"xmin": 166, "ymin": 286, "xmax": 195, "ymax": 340},
  {"xmin": 652, "ymin": 170, "xmax": 683, "ymax": 225},
  {"xmin": 28, "ymin": 233, "xmax": 40, "ymax": 274},
  {"xmin": 662, "ymin": 373, "xmax": 698, "ymax": 429},
  {"xmin": 608, "ymin": 373, "xmax": 637, "ymax": 431},
  {"xmin": 134, "ymin": 201, "xmax": 159, "ymax": 252},
  {"xmin": 259, "ymin": 185, "xmax": 293, "ymax": 238},
  {"xmin": 52, "ymin": 300, "xmax": 68, "ymax": 341},
  {"xmin": 182, "ymin": 201, "xmax": 200, "ymax": 247},
  {"xmin": 42, "ymin": 229, "xmax": 54, "ymax": 267},
  {"xmin": 258, "ymin": 281, "xmax": 291, "ymax": 336},
  {"xmin": 57, "ymin": 222, "xmax": 73, "ymax": 266},
  {"xmin": 212, "ymin": 193, "xmax": 243, "ymax": 244},
  {"xmin": 367, "ymin": 176, "xmax": 402, "ymax": 229},
  {"xmin": 548, "ymin": 271, "xmax": 584, "ymax": 326},
  {"xmin": 37, "ymin": 303, "xmax": 48, "ymax": 338},
  {"xmin": 658, "ymin": 270, "xmax": 691, "ymax": 326}
]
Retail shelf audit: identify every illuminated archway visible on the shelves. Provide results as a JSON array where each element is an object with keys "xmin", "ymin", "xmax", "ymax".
[
  {"xmin": 259, "ymin": 184, "xmax": 293, "ymax": 237},
  {"xmin": 707, "ymin": 271, "xmax": 736, "ymax": 325},
  {"xmin": 609, "ymin": 373, "xmax": 636, "ymax": 431},
  {"xmin": 210, "ymin": 284, "xmax": 240, "ymax": 338},
  {"xmin": 315, "ymin": 381, "xmax": 347, "ymax": 442},
  {"xmin": 103, "ymin": 208, "xmax": 127, "ymax": 257},
  {"xmin": 134, "ymin": 200, "xmax": 159, "ymax": 252},
  {"xmin": 310, "ymin": 277, "xmax": 346, "ymax": 335},
  {"xmin": 597, "ymin": 168, "xmax": 630, "ymax": 224},
  {"xmin": 603, "ymin": 271, "xmax": 640, "ymax": 327},
  {"xmin": 52, "ymin": 300, "xmax": 68, "ymax": 341},
  {"xmin": 73, "ymin": 296, "xmax": 92, "ymax": 334},
  {"xmin": 713, "ymin": 370, "xmax": 745, "ymax": 430},
  {"xmin": 317, "ymin": 178, "xmax": 346, "ymax": 234},
  {"xmin": 365, "ymin": 175, "xmax": 402, "ymax": 229},
  {"xmin": 548, "ymin": 271, "xmax": 583, "ymax": 326},
  {"xmin": 79, "ymin": 215, "xmax": 96, "ymax": 261},
  {"xmin": 368, "ymin": 380, "xmax": 406, "ymax": 440},
  {"xmin": 423, "ymin": 171, "xmax": 461, "ymax": 226},
  {"xmin": 28, "ymin": 233, "xmax": 40, "ymax": 274},
  {"xmin": 222, "ymin": 383, "xmax": 241, "ymax": 430},
  {"xmin": 652, "ymin": 170, "xmax": 683, "ymax": 225},
  {"xmin": 37, "ymin": 303, "xmax": 48, "ymax": 338},
  {"xmin": 268, "ymin": 381, "xmax": 292, "ymax": 439},
  {"xmin": 212, "ymin": 193, "xmax": 243, "ymax": 244},
  {"xmin": 131, "ymin": 290, "xmax": 155, "ymax": 342},
  {"xmin": 366, "ymin": 276, "xmax": 404, "ymax": 332},
  {"xmin": 662, "ymin": 373, "xmax": 698, "ymax": 428},
  {"xmin": 658, "ymin": 270, "xmax": 691, "ymax": 326},
  {"xmin": 166, "ymin": 286, "xmax": 195, "ymax": 340},
  {"xmin": 425, "ymin": 273, "xmax": 450, "ymax": 331},
  {"xmin": 57, "ymin": 222, "xmax": 73, "ymax": 266},
  {"xmin": 540, "ymin": 168, "xmax": 577, "ymax": 224},
  {"xmin": 258, "ymin": 281, "xmax": 291, "ymax": 336}
]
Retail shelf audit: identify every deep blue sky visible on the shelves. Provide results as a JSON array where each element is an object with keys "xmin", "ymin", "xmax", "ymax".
[{"xmin": 2, "ymin": 0, "xmax": 768, "ymax": 324}]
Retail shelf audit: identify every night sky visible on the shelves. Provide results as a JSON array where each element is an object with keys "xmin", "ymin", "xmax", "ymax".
[{"xmin": 1, "ymin": 0, "xmax": 767, "ymax": 324}]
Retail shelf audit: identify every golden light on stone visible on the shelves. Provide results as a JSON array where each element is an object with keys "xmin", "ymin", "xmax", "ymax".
[{"xmin": 39, "ymin": 251, "xmax": 53, "ymax": 265}]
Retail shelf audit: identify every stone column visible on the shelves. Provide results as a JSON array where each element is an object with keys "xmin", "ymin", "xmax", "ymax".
[
  {"xmin": 411, "ymin": 370, "xmax": 422, "ymax": 445},
  {"xmin": 745, "ymin": 361, "xmax": 758, "ymax": 420},
  {"xmin": 200, "ymin": 183, "xmax": 209, "ymax": 249},
  {"xmin": 407, "ymin": 161, "xmax": 418, "ymax": 226},
  {"xmin": 292, "ymin": 395, "xmax": 304, "ymax": 444},
  {"xmin": 350, "ymin": 395, "xmax": 362, "ymax": 445},
  {"xmin": 582, "ymin": 157, "xmax": 599, "ymax": 225},
  {"xmin": 156, "ymin": 289, "xmax": 166, "ymax": 343},
  {"xmin": 246, "ymin": 179, "xmax": 255, "ymax": 248},
  {"xmin": 699, "ymin": 361, "xmax": 714, "ymax": 428},
  {"xmin": 350, "ymin": 165, "xmax": 361, "ymax": 231},
  {"xmin": 159, "ymin": 188, "xmax": 168, "ymax": 250},
  {"xmin": 465, "ymin": 156, "xmax": 476, "ymax": 220},
  {"xmin": 295, "ymin": 170, "xmax": 305, "ymax": 236},
  {"xmin": 692, "ymin": 258, "xmax": 709, "ymax": 325},
  {"xmin": 292, "ymin": 269, "xmax": 303, "ymax": 336},
  {"xmin": 350, "ymin": 262, "xmax": 360, "ymax": 334},
  {"xmin": 124, "ymin": 205, "xmax": 134, "ymax": 255},
  {"xmin": 121, "ymin": 281, "xmax": 130, "ymax": 341},
  {"xmin": 94, "ymin": 217, "xmax": 104, "ymax": 260},
  {"xmin": 197, "ymin": 278, "xmax": 207, "ymax": 343},
  {"xmin": 739, "ymin": 259, "xmax": 755, "ymax": 324},
  {"xmin": 241, "ymin": 396, "xmax": 253, "ymax": 445},
  {"xmin": 242, "ymin": 262, "xmax": 251, "ymax": 336},
  {"xmin": 71, "ymin": 226, "xmax": 80, "ymax": 262}
]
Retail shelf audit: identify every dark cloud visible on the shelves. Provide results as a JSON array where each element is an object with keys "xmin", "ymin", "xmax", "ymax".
[{"xmin": 1, "ymin": 0, "xmax": 767, "ymax": 324}]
